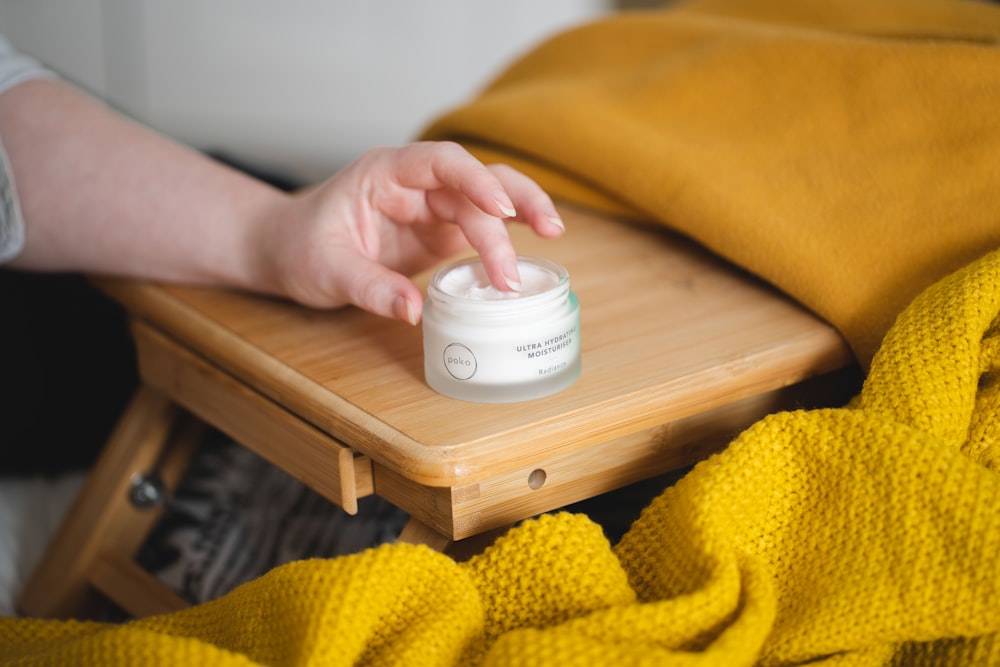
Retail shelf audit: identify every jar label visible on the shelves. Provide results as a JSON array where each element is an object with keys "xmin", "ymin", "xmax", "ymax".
[
  {"xmin": 429, "ymin": 318, "xmax": 580, "ymax": 385},
  {"xmin": 443, "ymin": 343, "xmax": 477, "ymax": 380}
]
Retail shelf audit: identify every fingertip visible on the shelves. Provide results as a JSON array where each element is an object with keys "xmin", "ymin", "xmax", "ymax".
[
  {"xmin": 393, "ymin": 294, "xmax": 421, "ymax": 326},
  {"xmin": 501, "ymin": 258, "xmax": 522, "ymax": 292},
  {"xmin": 493, "ymin": 189, "xmax": 517, "ymax": 219},
  {"xmin": 524, "ymin": 212, "xmax": 566, "ymax": 240}
]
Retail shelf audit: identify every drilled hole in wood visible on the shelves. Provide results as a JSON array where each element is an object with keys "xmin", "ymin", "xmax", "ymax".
[{"xmin": 528, "ymin": 469, "xmax": 547, "ymax": 490}]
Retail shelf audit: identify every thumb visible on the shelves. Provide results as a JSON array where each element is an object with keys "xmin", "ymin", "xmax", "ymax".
[{"xmin": 337, "ymin": 254, "xmax": 424, "ymax": 325}]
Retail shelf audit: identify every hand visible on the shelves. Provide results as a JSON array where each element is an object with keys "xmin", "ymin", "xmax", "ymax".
[{"xmin": 259, "ymin": 141, "xmax": 565, "ymax": 324}]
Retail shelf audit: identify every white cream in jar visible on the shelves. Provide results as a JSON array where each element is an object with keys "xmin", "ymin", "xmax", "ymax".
[{"xmin": 422, "ymin": 256, "xmax": 581, "ymax": 403}]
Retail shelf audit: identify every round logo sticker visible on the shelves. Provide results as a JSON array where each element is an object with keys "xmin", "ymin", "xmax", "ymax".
[{"xmin": 443, "ymin": 343, "xmax": 477, "ymax": 380}]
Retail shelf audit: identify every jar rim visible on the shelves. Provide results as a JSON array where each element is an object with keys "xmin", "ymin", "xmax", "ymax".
[
  {"xmin": 428, "ymin": 255, "xmax": 569, "ymax": 304},
  {"xmin": 428, "ymin": 255, "xmax": 569, "ymax": 308}
]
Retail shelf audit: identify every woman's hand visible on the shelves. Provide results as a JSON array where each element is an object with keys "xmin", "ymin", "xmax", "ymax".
[{"xmin": 259, "ymin": 142, "xmax": 565, "ymax": 324}]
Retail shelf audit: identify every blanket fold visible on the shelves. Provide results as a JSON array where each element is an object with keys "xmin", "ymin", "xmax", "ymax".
[{"xmin": 421, "ymin": 0, "xmax": 1000, "ymax": 366}]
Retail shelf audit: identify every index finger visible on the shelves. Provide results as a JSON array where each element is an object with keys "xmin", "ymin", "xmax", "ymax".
[
  {"xmin": 389, "ymin": 141, "xmax": 520, "ymax": 222},
  {"xmin": 424, "ymin": 186, "xmax": 522, "ymax": 293}
]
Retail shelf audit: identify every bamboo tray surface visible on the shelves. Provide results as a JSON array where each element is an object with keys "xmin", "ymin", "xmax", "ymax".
[{"xmin": 97, "ymin": 205, "xmax": 852, "ymax": 486}]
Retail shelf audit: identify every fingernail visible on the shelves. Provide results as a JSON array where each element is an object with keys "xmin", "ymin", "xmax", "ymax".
[
  {"xmin": 395, "ymin": 296, "xmax": 418, "ymax": 326},
  {"xmin": 494, "ymin": 190, "xmax": 517, "ymax": 218},
  {"xmin": 548, "ymin": 215, "xmax": 565, "ymax": 231},
  {"xmin": 503, "ymin": 260, "xmax": 522, "ymax": 292}
]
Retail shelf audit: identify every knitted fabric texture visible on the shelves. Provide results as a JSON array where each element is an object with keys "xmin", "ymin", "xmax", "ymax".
[
  {"xmin": 421, "ymin": 0, "xmax": 1000, "ymax": 367},
  {"xmin": 3, "ymin": 246, "xmax": 999, "ymax": 666}
]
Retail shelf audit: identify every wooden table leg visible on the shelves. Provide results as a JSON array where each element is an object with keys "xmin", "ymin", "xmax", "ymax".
[
  {"xmin": 396, "ymin": 517, "xmax": 508, "ymax": 562},
  {"xmin": 397, "ymin": 516, "xmax": 454, "ymax": 552},
  {"xmin": 16, "ymin": 386, "xmax": 197, "ymax": 619}
]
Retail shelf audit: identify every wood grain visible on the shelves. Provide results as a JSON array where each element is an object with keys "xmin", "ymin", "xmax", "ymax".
[{"xmin": 133, "ymin": 322, "xmax": 372, "ymax": 512}]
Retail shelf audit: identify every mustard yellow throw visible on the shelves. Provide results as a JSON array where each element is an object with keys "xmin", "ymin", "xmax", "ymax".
[
  {"xmin": 3, "ymin": 240, "xmax": 1000, "ymax": 665},
  {"xmin": 422, "ymin": 0, "xmax": 1000, "ymax": 366}
]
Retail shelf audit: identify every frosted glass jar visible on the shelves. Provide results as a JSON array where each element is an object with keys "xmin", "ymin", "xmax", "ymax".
[{"xmin": 422, "ymin": 256, "xmax": 581, "ymax": 403}]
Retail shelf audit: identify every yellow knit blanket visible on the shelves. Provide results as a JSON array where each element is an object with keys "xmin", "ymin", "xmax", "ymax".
[
  {"xmin": 422, "ymin": 0, "xmax": 1000, "ymax": 367},
  {"xmin": 2, "ymin": 242, "xmax": 999, "ymax": 665}
]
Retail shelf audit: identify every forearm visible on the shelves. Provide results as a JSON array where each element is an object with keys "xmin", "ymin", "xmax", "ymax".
[{"xmin": 0, "ymin": 78, "xmax": 286, "ymax": 291}]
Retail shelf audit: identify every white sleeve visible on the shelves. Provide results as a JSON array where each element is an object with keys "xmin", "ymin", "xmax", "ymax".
[
  {"xmin": 0, "ymin": 34, "xmax": 55, "ymax": 95},
  {"xmin": 0, "ymin": 137, "xmax": 25, "ymax": 262},
  {"xmin": 0, "ymin": 33, "xmax": 57, "ymax": 263}
]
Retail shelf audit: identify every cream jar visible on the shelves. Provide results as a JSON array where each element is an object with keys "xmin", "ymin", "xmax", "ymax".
[{"xmin": 422, "ymin": 256, "xmax": 581, "ymax": 403}]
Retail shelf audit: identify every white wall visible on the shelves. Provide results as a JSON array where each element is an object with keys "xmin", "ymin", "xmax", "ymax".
[{"xmin": 1, "ymin": 1, "xmax": 610, "ymax": 182}]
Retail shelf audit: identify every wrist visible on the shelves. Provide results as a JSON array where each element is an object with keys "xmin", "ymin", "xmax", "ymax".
[{"xmin": 236, "ymin": 188, "xmax": 297, "ymax": 299}]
